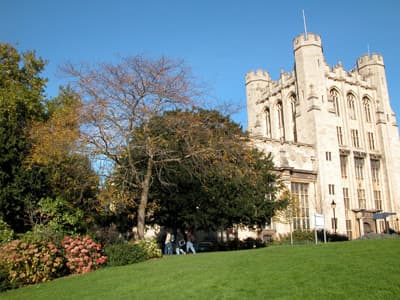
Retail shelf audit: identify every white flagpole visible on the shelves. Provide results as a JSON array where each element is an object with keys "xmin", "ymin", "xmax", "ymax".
[{"xmin": 302, "ymin": 9, "xmax": 308, "ymax": 39}]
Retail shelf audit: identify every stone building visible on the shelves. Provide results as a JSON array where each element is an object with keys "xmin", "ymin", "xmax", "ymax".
[{"xmin": 246, "ymin": 32, "xmax": 400, "ymax": 239}]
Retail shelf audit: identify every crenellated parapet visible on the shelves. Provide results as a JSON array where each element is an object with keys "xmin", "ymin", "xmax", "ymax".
[
  {"xmin": 326, "ymin": 63, "xmax": 371, "ymax": 89},
  {"xmin": 293, "ymin": 33, "xmax": 322, "ymax": 51},
  {"xmin": 245, "ymin": 69, "xmax": 271, "ymax": 85},
  {"xmin": 357, "ymin": 53, "xmax": 384, "ymax": 70}
]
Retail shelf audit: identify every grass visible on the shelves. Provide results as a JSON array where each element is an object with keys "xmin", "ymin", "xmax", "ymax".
[{"xmin": 1, "ymin": 238, "xmax": 400, "ymax": 300}]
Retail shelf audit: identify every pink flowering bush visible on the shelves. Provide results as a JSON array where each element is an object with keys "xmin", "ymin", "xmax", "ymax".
[
  {"xmin": 0, "ymin": 239, "xmax": 64, "ymax": 288},
  {"xmin": 61, "ymin": 235, "xmax": 107, "ymax": 274}
]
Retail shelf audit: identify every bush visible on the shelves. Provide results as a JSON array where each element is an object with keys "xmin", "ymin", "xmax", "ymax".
[
  {"xmin": 0, "ymin": 263, "xmax": 15, "ymax": 292},
  {"xmin": 243, "ymin": 237, "xmax": 266, "ymax": 249},
  {"xmin": 278, "ymin": 230, "xmax": 315, "ymax": 244},
  {"xmin": 324, "ymin": 231, "xmax": 349, "ymax": 242},
  {"xmin": 0, "ymin": 218, "xmax": 14, "ymax": 245},
  {"xmin": 138, "ymin": 239, "xmax": 162, "ymax": 259},
  {"xmin": 105, "ymin": 242, "xmax": 149, "ymax": 267},
  {"xmin": 61, "ymin": 235, "xmax": 107, "ymax": 274},
  {"xmin": 105, "ymin": 239, "xmax": 162, "ymax": 267},
  {"xmin": 0, "ymin": 239, "xmax": 65, "ymax": 289},
  {"xmin": 19, "ymin": 224, "xmax": 65, "ymax": 246},
  {"xmin": 214, "ymin": 238, "xmax": 266, "ymax": 251},
  {"xmin": 277, "ymin": 230, "xmax": 349, "ymax": 244}
]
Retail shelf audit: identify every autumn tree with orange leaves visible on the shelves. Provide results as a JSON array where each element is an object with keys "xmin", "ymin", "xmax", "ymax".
[{"xmin": 27, "ymin": 87, "xmax": 99, "ymax": 230}]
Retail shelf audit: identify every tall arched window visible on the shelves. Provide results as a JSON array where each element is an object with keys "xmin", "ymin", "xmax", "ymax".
[
  {"xmin": 289, "ymin": 94, "xmax": 297, "ymax": 142},
  {"xmin": 330, "ymin": 89, "xmax": 340, "ymax": 116},
  {"xmin": 277, "ymin": 101, "xmax": 285, "ymax": 141},
  {"xmin": 347, "ymin": 93, "xmax": 356, "ymax": 120},
  {"xmin": 265, "ymin": 107, "xmax": 271, "ymax": 138},
  {"xmin": 363, "ymin": 97, "xmax": 372, "ymax": 123}
]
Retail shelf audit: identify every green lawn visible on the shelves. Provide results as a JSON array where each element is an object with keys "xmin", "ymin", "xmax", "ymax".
[{"xmin": 1, "ymin": 239, "xmax": 400, "ymax": 300}]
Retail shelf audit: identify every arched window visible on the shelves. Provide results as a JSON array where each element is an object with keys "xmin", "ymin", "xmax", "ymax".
[
  {"xmin": 265, "ymin": 107, "xmax": 271, "ymax": 138},
  {"xmin": 347, "ymin": 93, "xmax": 356, "ymax": 120},
  {"xmin": 363, "ymin": 97, "xmax": 372, "ymax": 123},
  {"xmin": 330, "ymin": 89, "xmax": 340, "ymax": 116},
  {"xmin": 276, "ymin": 101, "xmax": 285, "ymax": 141},
  {"xmin": 289, "ymin": 94, "xmax": 297, "ymax": 142}
]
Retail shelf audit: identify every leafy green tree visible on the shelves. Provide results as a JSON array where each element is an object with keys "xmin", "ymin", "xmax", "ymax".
[
  {"xmin": 27, "ymin": 88, "xmax": 99, "ymax": 227},
  {"xmin": 273, "ymin": 189, "xmax": 300, "ymax": 245},
  {"xmin": 0, "ymin": 45, "xmax": 98, "ymax": 233},
  {"xmin": 0, "ymin": 43, "xmax": 48, "ymax": 232},
  {"xmin": 117, "ymin": 109, "xmax": 285, "ymax": 234}
]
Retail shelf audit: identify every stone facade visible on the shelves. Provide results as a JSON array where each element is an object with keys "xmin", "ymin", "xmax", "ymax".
[{"xmin": 246, "ymin": 33, "xmax": 400, "ymax": 239}]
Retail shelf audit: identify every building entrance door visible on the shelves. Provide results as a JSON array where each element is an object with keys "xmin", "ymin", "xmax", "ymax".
[{"xmin": 363, "ymin": 222, "xmax": 373, "ymax": 234}]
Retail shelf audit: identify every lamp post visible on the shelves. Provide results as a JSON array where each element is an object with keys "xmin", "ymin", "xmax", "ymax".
[{"xmin": 331, "ymin": 200, "xmax": 337, "ymax": 234}]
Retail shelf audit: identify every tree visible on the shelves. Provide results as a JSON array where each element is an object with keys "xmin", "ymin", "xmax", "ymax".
[
  {"xmin": 0, "ymin": 43, "xmax": 48, "ymax": 232},
  {"xmin": 273, "ymin": 189, "xmax": 300, "ymax": 245},
  {"xmin": 121, "ymin": 109, "xmax": 286, "ymax": 235},
  {"xmin": 62, "ymin": 56, "xmax": 199, "ymax": 239},
  {"xmin": 27, "ymin": 87, "xmax": 99, "ymax": 229}
]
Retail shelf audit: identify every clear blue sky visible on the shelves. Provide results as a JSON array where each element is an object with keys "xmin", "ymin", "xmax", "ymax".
[{"xmin": 2, "ymin": 0, "xmax": 400, "ymax": 129}]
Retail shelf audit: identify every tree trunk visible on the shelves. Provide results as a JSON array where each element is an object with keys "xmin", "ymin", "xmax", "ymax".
[{"xmin": 137, "ymin": 158, "xmax": 153, "ymax": 240}]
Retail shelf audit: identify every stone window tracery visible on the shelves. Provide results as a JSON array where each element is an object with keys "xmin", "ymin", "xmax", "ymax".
[
  {"xmin": 355, "ymin": 157, "xmax": 364, "ymax": 180},
  {"xmin": 330, "ymin": 89, "xmax": 340, "ymax": 116},
  {"xmin": 264, "ymin": 107, "xmax": 271, "ymax": 138},
  {"xmin": 367, "ymin": 132, "xmax": 375, "ymax": 150},
  {"xmin": 351, "ymin": 129, "xmax": 360, "ymax": 148},
  {"xmin": 347, "ymin": 93, "xmax": 356, "ymax": 120},
  {"xmin": 340, "ymin": 155, "xmax": 347, "ymax": 178},
  {"xmin": 357, "ymin": 189, "xmax": 366, "ymax": 209},
  {"xmin": 291, "ymin": 182, "xmax": 310, "ymax": 230},
  {"xmin": 363, "ymin": 97, "xmax": 372, "ymax": 123},
  {"xmin": 336, "ymin": 126, "xmax": 344, "ymax": 145},
  {"xmin": 289, "ymin": 95, "xmax": 297, "ymax": 142},
  {"xmin": 371, "ymin": 159, "xmax": 380, "ymax": 185},
  {"xmin": 276, "ymin": 101, "xmax": 285, "ymax": 141},
  {"xmin": 374, "ymin": 190, "xmax": 382, "ymax": 210},
  {"xmin": 343, "ymin": 188, "xmax": 350, "ymax": 210}
]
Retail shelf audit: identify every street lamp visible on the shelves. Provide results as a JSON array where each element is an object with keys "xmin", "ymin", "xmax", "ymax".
[{"xmin": 331, "ymin": 200, "xmax": 337, "ymax": 234}]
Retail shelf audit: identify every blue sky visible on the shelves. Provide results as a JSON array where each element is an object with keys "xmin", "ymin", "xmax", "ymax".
[{"xmin": 2, "ymin": 0, "xmax": 400, "ymax": 129}]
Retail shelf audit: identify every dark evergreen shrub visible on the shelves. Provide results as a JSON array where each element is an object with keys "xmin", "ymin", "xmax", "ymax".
[
  {"xmin": 214, "ymin": 238, "xmax": 266, "ymax": 251},
  {"xmin": 105, "ymin": 243, "xmax": 148, "ymax": 266}
]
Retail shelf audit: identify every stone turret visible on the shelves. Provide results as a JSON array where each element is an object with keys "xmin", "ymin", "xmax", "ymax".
[
  {"xmin": 357, "ymin": 54, "xmax": 391, "ymax": 122},
  {"xmin": 293, "ymin": 33, "xmax": 325, "ymax": 104},
  {"xmin": 293, "ymin": 32, "xmax": 322, "ymax": 52},
  {"xmin": 245, "ymin": 70, "xmax": 271, "ymax": 136},
  {"xmin": 358, "ymin": 53, "xmax": 400, "ymax": 215},
  {"xmin": 292, "ymin": 33, "xmax": 326, "ymax": 145}
]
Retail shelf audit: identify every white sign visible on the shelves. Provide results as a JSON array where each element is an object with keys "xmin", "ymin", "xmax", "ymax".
[{"xmin": 314, "ymin": 213, "xmax": 325, "ymax": 228}]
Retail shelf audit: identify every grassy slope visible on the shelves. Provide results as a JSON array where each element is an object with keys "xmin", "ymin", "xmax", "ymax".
[{"xmin": 1, "ymin": 239, "xmax": 399, "ymax": 300}]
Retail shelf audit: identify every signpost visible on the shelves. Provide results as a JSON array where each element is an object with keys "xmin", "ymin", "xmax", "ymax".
[
  {"xmin": 373, "ymin": 212, "xmax": 396, "ymax": 233},
  {"xmin": 314, "ymin": 213, "xmax": 327, "ymax": 244},
  {"xmin": 373, "ymin": 212, "xmax": 396, "ymax": 220}
]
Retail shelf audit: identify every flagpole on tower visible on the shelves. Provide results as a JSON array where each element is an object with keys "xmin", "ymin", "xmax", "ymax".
[{"xmin": 302, "ymin": 9, "xmax": 308, "ymax": 39}]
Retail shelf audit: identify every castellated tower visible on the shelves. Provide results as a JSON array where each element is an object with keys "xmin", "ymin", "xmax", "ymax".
[
  {"xmin": 245, "ymin": 70, "xmax": 271, "ymax": 137},
  {"xmin": 357, "ymin": 54, "xmax": 400, "ymax": 216},
  {"xmin": 246, "ymin": 33, "xmax": 400, "ymax": 240}
]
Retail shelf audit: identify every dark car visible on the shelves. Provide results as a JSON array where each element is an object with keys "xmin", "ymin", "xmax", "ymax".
[{"xmin": 196, "ymin": 241, "xmax": 215, "ymax": 252}]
